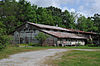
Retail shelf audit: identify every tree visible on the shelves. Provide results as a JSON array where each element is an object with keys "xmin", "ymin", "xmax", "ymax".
[
  {"xmin": 61, "ymin": 10, "xmax": 76, "ymax": 29},
  {"xmin": 0, "ymin": 22, "xmax": 9, "ymax": 50},
  {"xmin": 37, "ymin": 7, "xmax": 54, "ymax": 25},
  {"xmin": 17, "ymin": 0, "xmax": 29, "ymax": 22},
  {"xmin": 46, "ymin": 6, "xmax": 62, "ymax": 16},
  {"xmin": 77, "ymin": 15, "xmax": 98, "ymax": 32},
  {"xmin": 1, "ymin": 0, "xmax": 18, "ymax": 16},
  {"xmin": 35, "ymin": 32, "xmax": 49, "ymax": 45},
  {"xmin": 46, "ymin": 6, "xmax": 63, "ymax": 26},
  {"xmin": 1, "ymin": 16, "xmax": 18, "ymax": 34},
  {"xmin": 90, "ymin": 14, "xmax": 100, "ymax": 33}
]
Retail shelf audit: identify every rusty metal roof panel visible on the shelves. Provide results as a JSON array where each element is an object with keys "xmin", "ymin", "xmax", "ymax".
[
  {"xmin": 65, "ymin": 28, "xmax": 97, "ymax": 34},
  {"xmin": 42, "ymin": 30, "xmax": 87, "ymax": 39},
  {"xmin": 28, "ymin": 22, "xmax": 97, "ymax": 35}
]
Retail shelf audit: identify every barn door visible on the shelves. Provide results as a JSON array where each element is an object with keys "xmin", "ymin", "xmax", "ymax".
[
  {"xmin": 48, "ymin": 39, "xmax": 54, "ymax": 46},
  {"xmin": 25, "ymin": 37, "xmax": 29, "ymax": 44}
]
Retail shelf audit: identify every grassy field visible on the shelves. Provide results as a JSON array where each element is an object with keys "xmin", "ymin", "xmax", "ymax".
[
  {"xmin": 58, "ymin": 46, "xmax": 100, "ymax": 49},
  {"xmin": 0, "ymin": 46, "xmax": 100, "ymax": 60},
  {"xmin": 44, "ymin": 50, "xmax": 100, "ymax": 66}
]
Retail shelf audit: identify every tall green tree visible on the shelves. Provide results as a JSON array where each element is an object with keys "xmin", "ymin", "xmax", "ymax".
[
  {"xmin": 46, "ymin": 6, "xmax": 62, "ymax": 17},
  {"xmin": 37, "ymin": 7, "xmax": 54, "ymax": 25},
  {"xmin": 1, "ymin": 16, "xmax": 18, "ymax": 34},
  {"xmin": 0, "ymin": 21, "xmax": 9, "ymax": 50},
  {"xmin": 61, "ymin": 10, "xmax": 76, "ymax": 29},
  {"xmin": 77, "ymin": 15, "xmax": 98, "ymax": 32},
  {"xmin": 90, "ymin": 14, "xmax": 100, "ymax": 33}
]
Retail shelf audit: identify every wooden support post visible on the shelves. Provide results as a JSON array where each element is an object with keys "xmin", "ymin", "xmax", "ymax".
[
  {"xmin": 31, "ymin": 32, "xmax": 32, "ymax": 42},
  {"xmin": 25, "ymin": 32, "xmax": 26, "ymax": 44}
]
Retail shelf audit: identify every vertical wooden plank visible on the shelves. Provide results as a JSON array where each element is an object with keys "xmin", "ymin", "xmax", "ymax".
[
  {"xmin": 19, "ymin": 32, "xmax": 20, "ymax": 44},
  {"xmin": 31, "ymin": 31, "xmax": 32, "ymax": 43},
  {"xmin": 24, "ymin": 30, "xmax": 25, "ymax": 44},
  {"xmin": 25, "ymin": 30, "xmax": 26, "ymax": 44}
]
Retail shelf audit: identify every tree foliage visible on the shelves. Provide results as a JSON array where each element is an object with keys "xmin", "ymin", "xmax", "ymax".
[
  {"xmin": 90, "ymin": 14, "xmax": 100, "ymax": 33},
  {"xmin": 0, "ymin": 22, "xmax": 9, "ymax": 50},
  {"xmin": 77, "ymin": 16, "xmax": 98, "ymax": 32},
  {"xmin": 0, "ymin": 0, "xmax": 100, "ymax": 49},
  {"xmin": 0, "ymin": 0, "xmax": 99, "ymax": 33},
  {"xmin": 35, "ymin": 32, "xmax": 49, "ymax": 45}
]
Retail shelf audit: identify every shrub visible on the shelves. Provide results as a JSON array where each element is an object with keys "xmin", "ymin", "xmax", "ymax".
[
  {"xmin": 28, "ymin": 43, "xmax": 41, "ymax": 46},
  {"xmin": 0, "ymin": 22, "xmax": 10, "ymax": 50},
  {"xmin": 0, "ymin": 43, "xmax": 4, "ymax": 49},
  {"xmin": 86, "ymin": 44, "xmax": 97, "ymax": 47},
  {"xmin": 18, "ymin": 44, "xmax": 28, "ymax": 47},
  {"xmin": 35, "ymin": 32, "xmax": 49, "ymax": 45},
  {"xmin": 0, "ymin": 35, "xmax": 9, "ymax": 50}
]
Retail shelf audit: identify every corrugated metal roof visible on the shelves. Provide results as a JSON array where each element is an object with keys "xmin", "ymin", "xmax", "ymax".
[
  {"xmin": 28, "ymin": 22, "xmax": 70, "ymax": 31},
  {"xmin": 42, "ymin": 30, "xmax": 87, "ymax": 39},
  {"xmin": 28, "ymin": 22, "xmax": 97, "ymax": 35},
  {"xmin": 65, "ymin": 28, "xmax": 97, "ymax": 34}
]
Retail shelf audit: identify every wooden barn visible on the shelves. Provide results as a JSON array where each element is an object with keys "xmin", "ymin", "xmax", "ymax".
[{"xmin": 12, "ymin": 22, "xmax": 100, "ymax": 46}]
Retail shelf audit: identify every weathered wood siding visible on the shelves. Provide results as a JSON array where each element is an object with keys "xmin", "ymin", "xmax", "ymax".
[
  {"xmin": 14, "ymin": 23, "xmax": 57, "ymax": 45},
  {"xmin": 14, "ymin": 24, "xmax": 40, "ymax": 44},
  {"xmin": 14, "ymin": 23, "xmax": 100, "ymax": 46}
]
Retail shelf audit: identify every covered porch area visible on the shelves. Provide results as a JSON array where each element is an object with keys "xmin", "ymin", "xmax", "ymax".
[{"xmin": 56, "ymin": 38, "xmax": 86, "ymax": 47}]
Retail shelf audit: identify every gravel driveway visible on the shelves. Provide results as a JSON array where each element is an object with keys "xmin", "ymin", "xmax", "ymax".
[
  {"xmin": 0, "ymin": 49, "xmax": 99, "ymax": 66},
  {"xmin": 0, "ymin": 49, "xmax": 67, "ymax": 66}
]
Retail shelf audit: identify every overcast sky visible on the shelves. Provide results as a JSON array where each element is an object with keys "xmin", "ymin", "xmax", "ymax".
[{"xmin": 24, "ymin": 0, "xmax": 100, "ymax": 17}]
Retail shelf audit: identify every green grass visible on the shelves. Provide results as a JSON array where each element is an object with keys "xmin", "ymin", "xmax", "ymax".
[
  {"xmin": 59, "ymin": 51, "xmax": 100, "ymax": 66},
  {"xmin": 45, "ymin": 50, "xmax": 100, "ymax": 66},
  {"xmin": 41, "ymin": 46, "xmax": 100, "ymax": 49},
  {"xmin": 42, "ymin": 46, "xmax": 100, "ymax": 49},
  {"xmin": 63, "ymin": 46, "xmax": 100, "ymax": 49}
]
